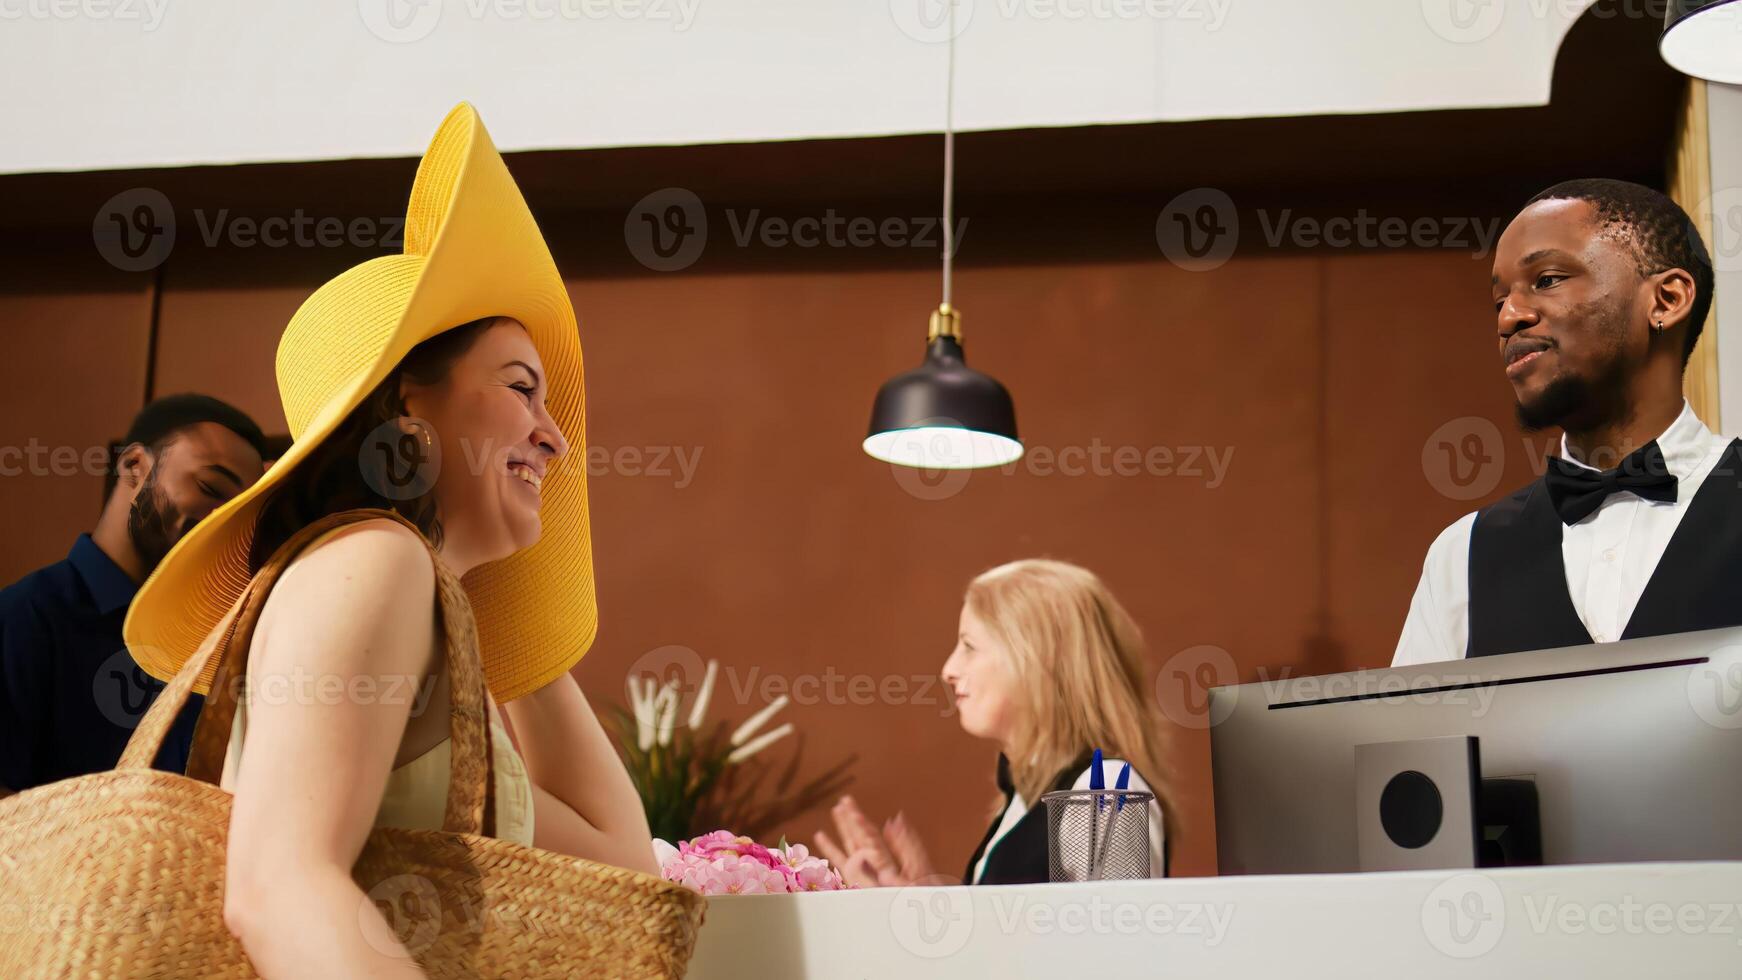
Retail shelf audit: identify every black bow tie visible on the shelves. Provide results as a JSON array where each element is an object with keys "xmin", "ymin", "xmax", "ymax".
[{"xmin": 1543, "ymin": 440, "xmax": 1677, "ymax": 526}]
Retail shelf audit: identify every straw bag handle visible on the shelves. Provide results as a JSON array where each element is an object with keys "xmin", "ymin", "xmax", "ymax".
[{"xmin": 117, "ymin": 509, "xmax": 496, "ymax": 838}]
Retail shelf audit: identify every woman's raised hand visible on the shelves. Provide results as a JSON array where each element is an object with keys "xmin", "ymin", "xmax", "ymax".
[{"xmin": 814, "ymin": 795, "xmax": 942, "ymax": 888}]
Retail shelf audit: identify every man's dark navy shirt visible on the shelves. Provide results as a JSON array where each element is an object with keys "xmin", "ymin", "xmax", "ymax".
[{"xmin": 0, "ymin": 535, "xmax": 200, "ymax": 792}]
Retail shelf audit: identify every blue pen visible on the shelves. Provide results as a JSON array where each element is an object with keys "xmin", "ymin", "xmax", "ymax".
[
  {"xmin": 1090, "ymin": 748, "xmax": 1104, "ymax": 813},
  {"xmin": 1115, "ymin": 763, "xmax": 1131, "ymax": 812}
]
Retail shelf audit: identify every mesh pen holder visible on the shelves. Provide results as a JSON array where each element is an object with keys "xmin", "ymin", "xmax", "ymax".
[{"xmin": 1041, "ymin": 789, "xmax": 1154, "ymax": 882}]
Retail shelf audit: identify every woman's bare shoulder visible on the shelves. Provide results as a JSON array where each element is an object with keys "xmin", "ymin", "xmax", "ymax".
[
  {"xmin": 281, "ymin": 517, "xmax": 434, "ymax": 584},
  {"xmin": 252, "ymin": 517, "xmax": 438, "ymax": 672}
]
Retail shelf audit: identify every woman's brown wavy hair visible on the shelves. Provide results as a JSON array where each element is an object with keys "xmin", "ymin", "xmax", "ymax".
[{"xmin": 247, "ymin": 317, "xmax": 498, "ymax": 572}]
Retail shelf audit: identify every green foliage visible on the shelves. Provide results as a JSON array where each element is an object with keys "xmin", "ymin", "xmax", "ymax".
[
  {"xmin": 610, "ymin": 706, "xmax": 733, "ymax": 843},
  {"xmin": 607, "ymin": 706, "xmax": 856, "ymax": 844}
]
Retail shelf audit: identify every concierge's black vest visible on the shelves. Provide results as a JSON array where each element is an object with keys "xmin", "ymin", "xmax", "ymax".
[
  {"xmin": 961, "ymin": 752, "xmax": 1171, "ymax": 884},
  {"xmin": 1467, "ymin": 438, "xmax": 1742, "ymax": 658}
]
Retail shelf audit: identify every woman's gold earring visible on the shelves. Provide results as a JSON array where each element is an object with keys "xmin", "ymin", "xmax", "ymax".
[{"xmin": 404, "ymin": 418, "xmax": 433, "ymax": 448}]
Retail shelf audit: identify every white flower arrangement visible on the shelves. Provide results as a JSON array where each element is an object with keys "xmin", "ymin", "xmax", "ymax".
[{"xmin": 615, "ymin": 658, "xmax": 842, "ymax": 843}]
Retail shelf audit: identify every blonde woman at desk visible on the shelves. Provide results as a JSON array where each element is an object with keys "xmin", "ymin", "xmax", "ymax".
[{"xmin": 816, "ymin": 559, "xmax": 1178, "ymax": 886}]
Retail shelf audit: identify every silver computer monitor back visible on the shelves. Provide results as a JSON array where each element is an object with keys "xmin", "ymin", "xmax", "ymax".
[{"xmin": 1209, "ymin": 626, "xmax": 1742, "ymax": 874}]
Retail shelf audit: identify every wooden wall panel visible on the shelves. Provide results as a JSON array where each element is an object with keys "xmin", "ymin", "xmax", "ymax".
[
  {"xmin": 152, "ymin": 283, "xmax": 308, "ymax": 432},
  {"xmin": 1668, "ymin": 77, "xmax": 1720, "ymax": 431},
  {"xmin": 566, "ymin": 256, "xmax": 1321, "ymax": 878},
  {"xmin": 3, "ymin": 241, "xmax": 1520, "ymax": 878},
  {"xmin": 0, "ymin": 275, "xmax": 153, "ymax": 583},
  {"xmin": 1321, "ymin": 251, "xmax": 1559, "ymax": 674}
]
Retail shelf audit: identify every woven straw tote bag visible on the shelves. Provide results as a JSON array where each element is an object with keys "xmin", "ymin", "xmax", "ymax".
[{"xmin": 0, "ymin": 509, "xmax": 705, "ymax": 978}]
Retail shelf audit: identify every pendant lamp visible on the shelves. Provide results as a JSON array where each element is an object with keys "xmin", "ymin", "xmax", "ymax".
[
  {"xmin": 863, "ymin": 0, "xmax": 1022, "ymax": 470},
  {"xmin": 1661, "ymin": 0, "xmax": 1742, "ymax": 83}
]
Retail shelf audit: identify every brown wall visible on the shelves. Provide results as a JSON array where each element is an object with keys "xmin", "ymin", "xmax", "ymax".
[
  {"xmin": 0, "ymin": 234, "xmax": 1559, "ymax": 878},
  {"xmin": 0, "ymin": 269, "xmax": 154, "ymax": 550},
  {"xmin": 0, "ymin": 0, "xmax": 1686, "ymax": 882}
]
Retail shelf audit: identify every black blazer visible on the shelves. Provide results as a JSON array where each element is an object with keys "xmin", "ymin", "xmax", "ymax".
[{"xmin": 961, "ymin": 752, "xmax": 1089, "ymax": 885}]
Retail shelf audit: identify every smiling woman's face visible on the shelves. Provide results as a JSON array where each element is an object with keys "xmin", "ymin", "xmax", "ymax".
[
  {"xmin": 402, "ymin": 318, "xmax": 569, "ymax": 567},
  {"xmin": 941, "ymin": 603, "xmax": 1020, "ymax": 744}
]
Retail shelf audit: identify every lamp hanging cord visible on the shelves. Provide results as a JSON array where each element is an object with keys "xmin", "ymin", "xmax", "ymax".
[{"xmin": 942, "ymin": 0, "xmax": 955, "ymax": 309}]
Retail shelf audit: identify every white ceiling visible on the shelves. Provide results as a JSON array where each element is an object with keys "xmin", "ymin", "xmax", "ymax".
[{"xmin": 0, "ymin": 0, "xmax": 1596, "ymax": 174}]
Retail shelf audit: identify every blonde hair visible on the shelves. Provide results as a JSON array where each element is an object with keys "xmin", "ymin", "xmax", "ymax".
[{"xmin": 965, "ymin": 559, "xmax": 1180, "ymax": 852}]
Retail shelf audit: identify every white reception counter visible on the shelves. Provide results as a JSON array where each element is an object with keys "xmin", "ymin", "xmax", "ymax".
[{"xmin": 687, "ymin": 862, "xmax": 1742, "ymax": 978}]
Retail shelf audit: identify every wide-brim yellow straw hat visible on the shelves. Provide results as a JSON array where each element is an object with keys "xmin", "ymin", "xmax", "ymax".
[{"xmin": 125, "ymin": 102, "xmax": 595, "ymax": 702}]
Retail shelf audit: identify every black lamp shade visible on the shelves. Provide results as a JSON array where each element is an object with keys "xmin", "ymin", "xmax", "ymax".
[
  {"xmin": 864, "ymin": 334, "xmax": 1022, "ymax": 469},
  {"xmin": 1662, "ymin": 0, "xmax": 1742, "ymax": 83}
]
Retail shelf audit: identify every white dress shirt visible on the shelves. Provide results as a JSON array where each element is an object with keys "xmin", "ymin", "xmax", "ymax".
[
  {"xmin": 970, "ymin": 758, "xmax": 1167, "ymax": 882},
  {"xmin": 1393, "ymin": 401, "xmax": 1732, "ymax": 666}
]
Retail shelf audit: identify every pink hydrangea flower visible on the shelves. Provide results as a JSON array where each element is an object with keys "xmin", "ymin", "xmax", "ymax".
[
  {"xmin": 655, "ymin": 832, "xmax": 850, "ymax": 895},
  {"xmin": 777, "ymin": 842, "xmax": 845, "ymax": 891}
]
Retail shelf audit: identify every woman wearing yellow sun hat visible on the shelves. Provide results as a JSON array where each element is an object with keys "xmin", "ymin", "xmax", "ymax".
[{"xmin": 119, "ymin": 104, "xmax": 660, "ymax": 975}]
